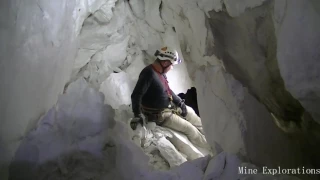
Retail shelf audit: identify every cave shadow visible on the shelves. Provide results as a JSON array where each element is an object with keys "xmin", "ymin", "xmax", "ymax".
[
  {"xmin": 178, "ymin": 87, "xmax": 200, "ymax": 117},
  {"xmin": 7, "ymin": 102, "xmax": 115, "ymax": 180},
  {"xmin": 9, "ymin": 161, "xmax": 37, "ymax": 180},
  {"xmin": 9, "ymin": 148, "xmax": 118, "ymax": 180}
]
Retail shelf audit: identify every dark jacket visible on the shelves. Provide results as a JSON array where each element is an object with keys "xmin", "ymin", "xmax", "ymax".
[{"xmin": 131, "ymin": 64, "xmax": 182, "ymax": 116}]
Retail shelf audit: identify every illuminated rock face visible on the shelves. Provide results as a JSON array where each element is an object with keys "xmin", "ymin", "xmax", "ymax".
[{"xmin": 1, "ymin": 0, "xmax": 320, "ymax": 179}]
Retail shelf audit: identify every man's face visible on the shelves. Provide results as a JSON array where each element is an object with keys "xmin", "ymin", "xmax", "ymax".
[{"xmin": 161, "ymin": 60, "xmax": 173, "ymax": 73}]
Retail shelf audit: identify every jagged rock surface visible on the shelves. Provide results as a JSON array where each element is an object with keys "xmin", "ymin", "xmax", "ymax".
[
  {"xmin": 206, "ymin": 0, "xmax": 320, "ymax": 172},
  {"xmin": 2, "ymin": 0, "xmax": 320, "ymax": 179}
]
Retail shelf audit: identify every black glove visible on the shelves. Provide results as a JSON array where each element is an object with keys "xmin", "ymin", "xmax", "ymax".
[
  {"xmin": 178, "ymin": 100, "xmax": 188, "ymax": 118},
  {"xmin": 130, "ymin": 114, "xmax": 144, "ymax": 130}
]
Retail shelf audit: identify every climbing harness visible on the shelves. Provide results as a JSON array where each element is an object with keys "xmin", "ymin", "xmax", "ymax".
[{"xmin": 141, "ymin": 105, "xmax": 181, "ymax": 126}]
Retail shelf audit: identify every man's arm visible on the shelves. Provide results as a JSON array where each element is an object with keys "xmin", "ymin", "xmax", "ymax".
[
  {"xmin": 170, "ymin": 89, "xmax": 183, "ymax": 105},
  {"xmin": 131, "ymin": 69, "xmax": 153, "ymax": 116},
  {"xmin": 170, "ymin": 88, "xmax": 188, "ymax": 117}
]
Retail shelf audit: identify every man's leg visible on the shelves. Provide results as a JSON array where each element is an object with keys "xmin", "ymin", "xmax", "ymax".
[
  {"xmin": 161, "ymin": 111, "xmax": 209, "ymax": 149},
  {"xmin": 181, "ymin": 106, "xmax": 204, "ymax": 134}
]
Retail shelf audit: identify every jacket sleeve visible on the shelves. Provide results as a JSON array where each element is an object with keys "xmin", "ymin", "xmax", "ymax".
[
  {"xmin": 170, "ymin": 89, "xmax": 183, "ymax": 106},
  {"xmin": 131, "ymin": 69, "xmax": 153, "ymax": 116}
]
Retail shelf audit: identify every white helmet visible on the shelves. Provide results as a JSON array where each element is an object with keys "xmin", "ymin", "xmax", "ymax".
[{"xmin": 154, "ymin": 46, "xmax": 182, "ymax": 65}]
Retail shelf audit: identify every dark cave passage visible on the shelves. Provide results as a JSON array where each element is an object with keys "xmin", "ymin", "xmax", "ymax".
[{"xmin": 178, "ymin": 87, "xmax": 200, "ymax": 117}]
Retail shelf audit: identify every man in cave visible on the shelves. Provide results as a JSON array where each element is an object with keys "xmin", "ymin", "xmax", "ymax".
[{"xmin": 130, "ymin": 46, "xmax": 209, "ymax": 149}]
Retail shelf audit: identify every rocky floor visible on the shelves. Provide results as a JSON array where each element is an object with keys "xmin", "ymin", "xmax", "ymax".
[{"xmin": 8, "ymin": 79, "xmax": 302, "ymax": 180}]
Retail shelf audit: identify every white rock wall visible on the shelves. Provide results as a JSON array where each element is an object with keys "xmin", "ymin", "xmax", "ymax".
[
  {"xmin": 223, "ymin": 0, "xmax": 268, "ymax": 17},
  {"xmin": 195, "ymin": 64, "xmax": 310, "ymax": 170},
  {"xmin": 0, "ymin": 1, "xmax": 81, "ymax": 178},
  {"xmin": 275, "ymin": 0, "xmax": 320, "ymax": 124},
  {"xmin": 0, "ymin": 0, "xmax": 271, "ymax": 159},
  {"xmin": 2, "ymin": 0, "xmax": 318, "ymax": 179},
  {"xmin": 71, "ymin": 0, "xmax": 271, "ymax": 109},
  {"xmin": 73, "ymin": 0, "xmax": 215, "ymax": 106},
  {"xmin": 195, "ymin": 65, "xmax": 246, "ymax": 155}
]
